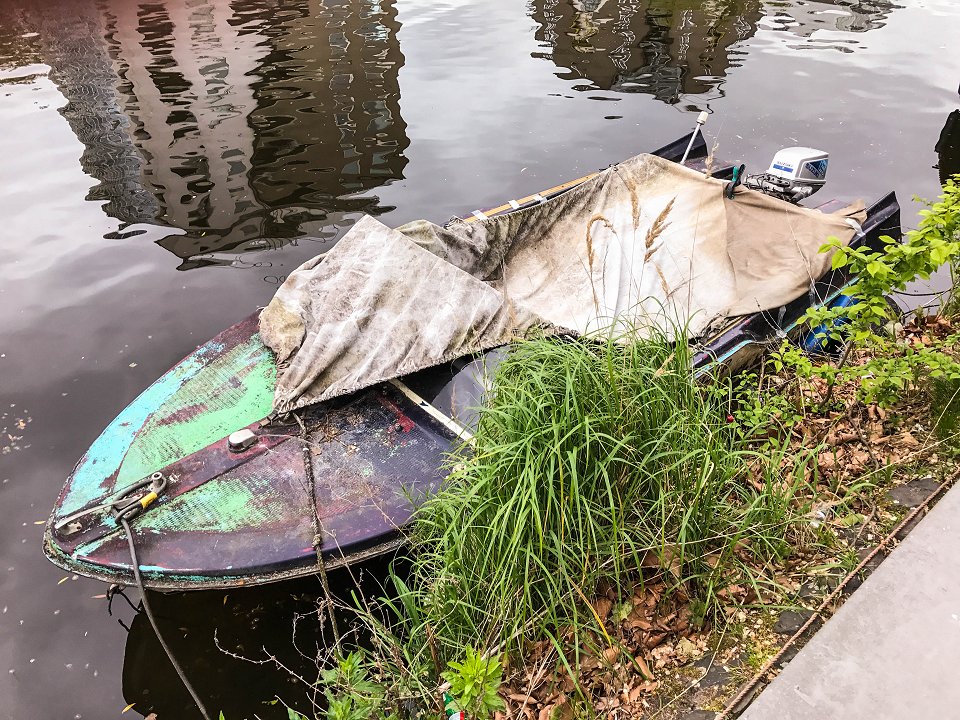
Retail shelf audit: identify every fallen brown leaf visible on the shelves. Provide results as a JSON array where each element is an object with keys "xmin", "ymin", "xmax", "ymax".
[
  {"xmin": 633, "ymin": 654, "xmax": 654, "ymax": 680},
  {"xmin": 592, "ymin": 597, "xmax": 613, "ymax": 622}
]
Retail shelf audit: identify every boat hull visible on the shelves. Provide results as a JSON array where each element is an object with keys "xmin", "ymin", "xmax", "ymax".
[{"xmin": 44, "ymin": 315, "xmax": 458, "ymax": 590}]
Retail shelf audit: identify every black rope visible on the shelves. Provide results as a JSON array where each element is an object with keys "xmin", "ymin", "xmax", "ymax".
[
  {"xmin": 892, "ymin": 289, "xmax": 950, "ymax": 297},
  {"xmin": 106, "ymin": 584, "xmax": 141, "ymax": 617},
  {"xmin": 121, "ymin": 517, "xmax": 213, "ymax": 720}
]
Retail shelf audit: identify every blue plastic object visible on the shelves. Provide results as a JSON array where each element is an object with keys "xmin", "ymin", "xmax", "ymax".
[{"xmin": 802, "ymin": 293, "xmax": 857, "ymax": 353}]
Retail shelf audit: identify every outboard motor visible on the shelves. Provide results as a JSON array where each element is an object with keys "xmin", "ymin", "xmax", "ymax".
[{"xmin": 745, "ymin": 147, "xmax": 829, "ymax": 203}]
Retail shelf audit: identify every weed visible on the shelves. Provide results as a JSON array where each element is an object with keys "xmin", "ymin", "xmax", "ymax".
[
  {"xmin": 720, "ymin": 370, "xmax": 803, "ymax": 442},
  {"xmin": 929, "ymin": 375, "xmax": 960, "ymax": 444},
  {"xmin": 440, "ymin": 647, "xmax": 505, "ymax": 718},
  {"xmin": 778, "ymin": 177, "xmax": 960, "ymax": 406},
  {"xmin": 319, "ymin": 652, "xmax": 393, "ymax": 720}
]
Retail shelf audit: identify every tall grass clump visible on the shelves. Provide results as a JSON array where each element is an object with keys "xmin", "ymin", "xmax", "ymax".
[{"xmin": 398, "ymin": 327, "xmax": 811, "ymax": 664}]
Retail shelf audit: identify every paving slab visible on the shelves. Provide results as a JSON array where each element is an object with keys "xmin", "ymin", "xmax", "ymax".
[{"xmin": 739, "ymin": 483, "xmax": 960, "ymax": 720}]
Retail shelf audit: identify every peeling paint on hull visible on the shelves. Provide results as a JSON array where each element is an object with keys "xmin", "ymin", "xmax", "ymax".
[{"xmin": 44, "ymin": 314, "xmax": 456, "ymax": 590}]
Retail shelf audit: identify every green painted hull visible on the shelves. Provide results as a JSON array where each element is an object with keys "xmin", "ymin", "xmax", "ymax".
[{"xmin": 44, "ymin": 314, "xmax": 456, "ymax": 589}]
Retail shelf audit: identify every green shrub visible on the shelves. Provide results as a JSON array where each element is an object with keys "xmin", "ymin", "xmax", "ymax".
[
  {"xmin": 780, "ymin": 177, "xmax": 960, "ymax": 406},
  {"xmin": 441, "ymin": 646, "xmax": 505, "ymax": 718}
]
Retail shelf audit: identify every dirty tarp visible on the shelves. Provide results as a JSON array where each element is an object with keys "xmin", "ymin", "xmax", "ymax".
[{"xmin": 260, "ymin": 153, "xmax": 865, "ymax": 414}]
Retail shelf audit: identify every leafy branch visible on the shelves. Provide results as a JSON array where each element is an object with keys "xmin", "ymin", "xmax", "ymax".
[{"xmin": 778, "ymin": 177, "xmax": 960, "ymax": 406}]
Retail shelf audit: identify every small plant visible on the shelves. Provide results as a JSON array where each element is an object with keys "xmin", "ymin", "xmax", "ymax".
[
  {"xmin": 778, "ymin": 177, "xmax": 960, "ymax": 406},
  {"xmin": 440, "ymin": 646, "xmax": 505, "ymax": 719},
  {"xmin": 720, "ymin": 370, "xmax": 804, "ymax": 441},
  {"xmin": 319, "ymin": 652, "xmax": 394, "ymax": 720}
]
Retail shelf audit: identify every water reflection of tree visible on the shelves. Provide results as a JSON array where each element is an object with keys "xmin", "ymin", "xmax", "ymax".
[
  {"xmin": 9, "ymin": 0, "xmax": 409, "ymax": 270},
  {"xmin": 530, "ymin": 0, "xmax": 764, "ymax": 105}
]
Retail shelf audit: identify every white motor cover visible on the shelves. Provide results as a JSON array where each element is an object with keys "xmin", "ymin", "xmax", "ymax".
[{"xmin": 767, "ymin": 147, "xmax": 829, "ymax": 188}]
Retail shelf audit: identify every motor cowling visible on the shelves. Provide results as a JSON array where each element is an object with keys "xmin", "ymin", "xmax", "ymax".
[{"xmin": 760, "ymin": 147, "xmax": 829, "ymax": 201}]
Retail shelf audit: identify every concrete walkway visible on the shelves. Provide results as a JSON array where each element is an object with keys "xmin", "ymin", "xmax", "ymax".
[{"xmin": 740, "ymin": 482, "xmax": 960, "ymax": 720}]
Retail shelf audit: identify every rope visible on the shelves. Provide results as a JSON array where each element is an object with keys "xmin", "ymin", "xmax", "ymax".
[
  {"xmin": 295, "ymin": 416, "xmax": 341, "ymax": 646},
  {"xmin": 717, "ymin": 468, "xmax": 959, "ymax": 718},
  {"xmin": 121, "ymin": 517, "xmax": 213, "ymax": 720}
]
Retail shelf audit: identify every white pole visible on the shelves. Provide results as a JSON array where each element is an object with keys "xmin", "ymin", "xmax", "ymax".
[{"xmin": 679, "ymin": 111, "xmax": 710, "ymax": 166}]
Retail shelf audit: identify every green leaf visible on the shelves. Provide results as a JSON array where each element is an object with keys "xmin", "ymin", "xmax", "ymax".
[
  {"xmin": 612, "ymin": 600, "xmax": 633, "ymax": 623},
  {"xmin": 839, "ymin": 513, "xmax": 865, "ymax": 528},
  {"xmin": 865, "ymin": 260, "xmax": 886, "ymax": 277}
]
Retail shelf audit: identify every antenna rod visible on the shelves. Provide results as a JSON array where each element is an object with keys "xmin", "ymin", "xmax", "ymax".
[{"xmin": 679, "ymin": 111, "xmax": 709, "ymax": 166}]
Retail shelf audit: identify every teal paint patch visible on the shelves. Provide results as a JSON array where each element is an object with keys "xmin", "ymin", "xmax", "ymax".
[
  {"xmin": 61, "ymin": 350, "xmax": 211, "ymax": 516},
  {"xmin": 59, "ymin": 334, "xmax": 266, "ymax": 518},
  {"xmin": 115, "ymin": 338, "xmax": 275, "ymax": 488},
  {"xmin": 142, "ymin": 467, "xmax": 305, "ymax": 534},
  {"xmin": 70, "ymin": 455, "xmax": 306, "ymax": 562}
]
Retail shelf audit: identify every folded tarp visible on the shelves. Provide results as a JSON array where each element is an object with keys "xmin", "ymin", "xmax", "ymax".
[{"xmin": 260, "ymin": 153, "xmax": 865, "ymax": 414}]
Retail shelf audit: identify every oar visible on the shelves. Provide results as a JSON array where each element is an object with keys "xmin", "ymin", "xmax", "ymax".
[{"xmin": 680, "ymin": 111, "xmax": 709, "ymax": 166}]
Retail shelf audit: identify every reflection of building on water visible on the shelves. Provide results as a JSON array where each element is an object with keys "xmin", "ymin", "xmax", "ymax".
[
  {"xmin": 5, "ymin": 0, "xmax": 159, "ymax": 223},
  {"xmin": 245, "ymin": 0, "xmax": 409, "ymax": 205},
  {"xmin": 103, "ymin": 0, "xmax": 266, "ymax": 246},
  {"xmin": 0, "ymin": 6, "xmax": 43, "ymax": 70},
  {"xmin": 12, "ymin": 0, "xmax": 408, "ymax": 268},
  {"xmin": 765, "ymin": 0, "xmax": 901, "ymax": 37},
  {"xmin": 530, "ymin": 0, "xmax": 763, "ymax": 103}
]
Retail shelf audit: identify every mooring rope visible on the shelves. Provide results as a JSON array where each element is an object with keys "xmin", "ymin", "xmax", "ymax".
[
  {"xmin": 294, "ymin": 414, "xmax": 342, "ymax": 646},
  {"xmin": 121, "ymin": 517, "xmax": 213, "ymax": 720}
]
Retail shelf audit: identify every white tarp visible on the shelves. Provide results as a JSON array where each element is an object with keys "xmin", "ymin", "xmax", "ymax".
[{"xmin": 260, "ymin": 153, "xmax": 865, "ymax": 414}]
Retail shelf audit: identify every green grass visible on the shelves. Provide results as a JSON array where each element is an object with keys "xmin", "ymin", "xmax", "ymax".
[
  {"xmin": 387, "ymin": 327, "xmax": 813, "ymax": 667},
  {"xmin": 929, "ymin": 376, "xmax": 960, "ymax": 444},
  {"xmin": 318, "ymin": 328, "xmax": 820, "ymax": 718}
]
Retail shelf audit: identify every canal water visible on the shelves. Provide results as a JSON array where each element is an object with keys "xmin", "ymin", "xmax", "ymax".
[{"xmin": 0, "ymin": 0, "xmax": 957, "ymax": 717}]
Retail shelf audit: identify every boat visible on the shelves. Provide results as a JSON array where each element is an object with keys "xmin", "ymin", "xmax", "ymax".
[{"xmin": 43, "ymin": 132, "xmax": 901, "ymax": 591}]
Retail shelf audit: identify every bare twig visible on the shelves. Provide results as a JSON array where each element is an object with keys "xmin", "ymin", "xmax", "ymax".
[{"xmin": 822, "ymin": 340, "xmax": 854, "ymax": 408}]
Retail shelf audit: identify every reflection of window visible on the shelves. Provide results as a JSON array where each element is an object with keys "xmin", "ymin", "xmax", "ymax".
[{"xmin": 530, "ymin": 0, "xmax": 765, "ymax": 102}]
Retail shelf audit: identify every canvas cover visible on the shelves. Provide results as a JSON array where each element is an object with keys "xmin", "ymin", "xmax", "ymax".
[{"xmin": 260, "ymin": 153, "xmax": 865, "ymax": 414}]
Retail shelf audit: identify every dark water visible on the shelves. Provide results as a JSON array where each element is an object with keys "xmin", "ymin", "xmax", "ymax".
[{"xmin": 0, "ymin": 0, "xmax": 958, "ymax": 717}]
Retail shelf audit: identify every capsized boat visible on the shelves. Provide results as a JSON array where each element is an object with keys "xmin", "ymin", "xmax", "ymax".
[{"xmin": 43, "ymin": 133, "xmax": 901, "ymax": 590}]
